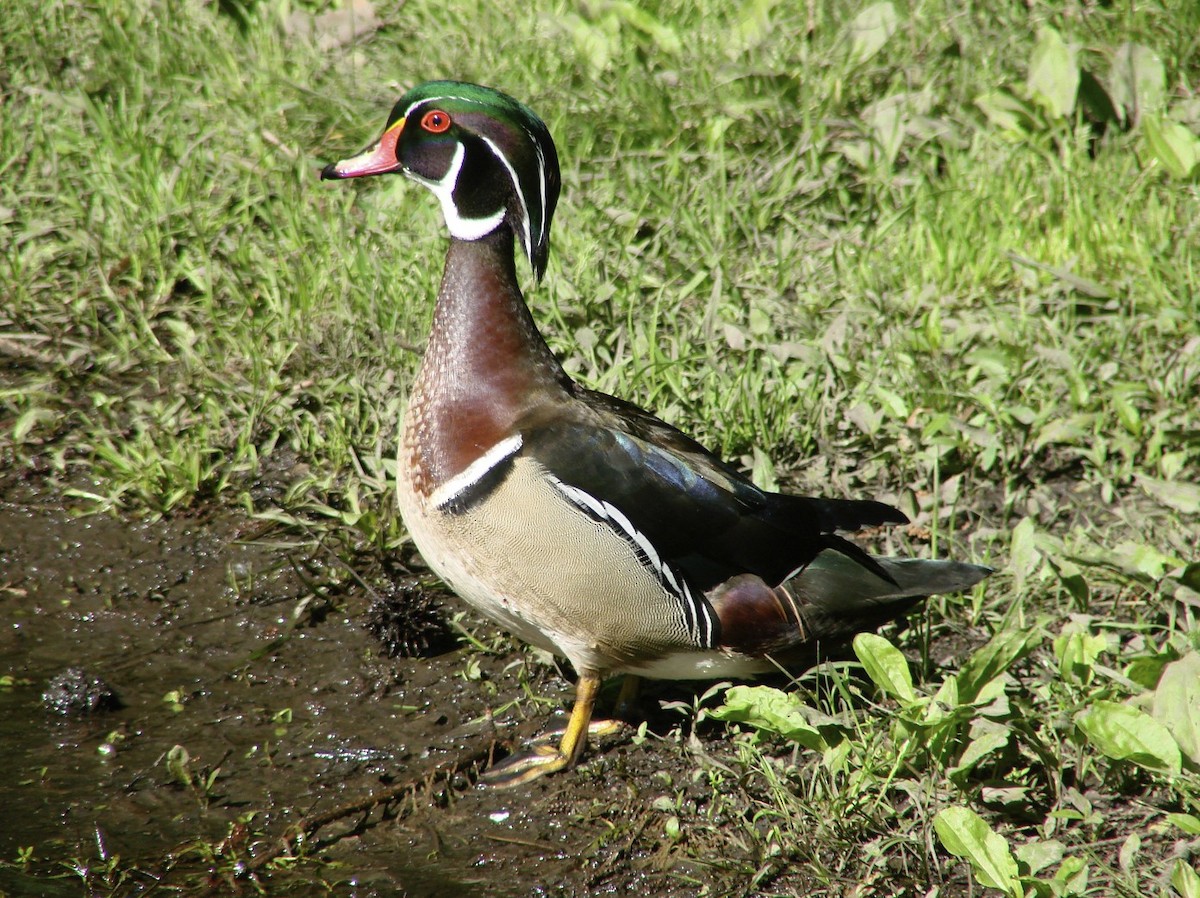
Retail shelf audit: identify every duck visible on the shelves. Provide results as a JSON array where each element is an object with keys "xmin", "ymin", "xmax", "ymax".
[{"xmin": 321, "ymin": 81, "xmax": 991, "ymax": 786}]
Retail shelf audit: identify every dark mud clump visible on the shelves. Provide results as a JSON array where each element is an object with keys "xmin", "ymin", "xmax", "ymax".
[
  {"xmin": 42, "ymin": 667, "xmax": 121, "ymax": 716},
  {"xmin": 363, "ymin": 578, "xmax": 457, "ymax": 659}
]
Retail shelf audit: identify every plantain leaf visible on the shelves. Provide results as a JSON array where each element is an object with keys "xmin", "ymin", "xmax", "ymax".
[
  {"xmin": 1016, "ymin": 838, "xmax": 1064, "ymax": 876},
  {"xmin": 1111, "ymin": 540, "xmax": 1185, "ymax": 581},
  {"xmin": 711, "ymin": 685, "xmax": 829, "ymax": 751},
  {"xmin": 1109, "ymin": 42, "xmax": 1166, "ymax": 125},
  {"xmin": 975, "ymin": 89, "xmax": 1038, "ymax": 133},
  {"xmin": 1077, "ymin": 69, "xmax": 1119, "ymax": 126},
  {"xmin": 848, "ymin": 2, "xmax": 898, "ymax": 65},
  {"xmin": 1028, "ymin": 26, "xmax": 1079, "ymax": 118},
  {"xmin": 952, "ymin": 722, "xmax": 1011, "ymax": 777},
  {"xmin": 1077, "ymin": 701, "xmax": 1182, "ymax": 775},
  {"xmin": 957, "ymin": 626, "xmax": 1042, "ymax": 703},
  {"xmin": 1173, "ymin": 859, "xmax": 1200, "ymax": 898},
  {"xmin": 1166, "ymin": 813, "xmax": 1200, "ymax": 835},
  {"xmin": 1152, "ymin": 653, "xmax": 1200, "ymax": 767},
  {"xmin": 1137, "ymin": 474, "xmax": 1200, "ymax": 515},
  {"xmin": 1009, "ymin": 516, "xmax": 1041, "ymax": 592},
  {"xmin": 853, "ymin": 633, "xmax": 916, "ymax": 704},
  {"xmin": 1053, "ymin": 629, "xmax": 1107, "ymax": 683},
  {"xmin": 1143, "ymin": 116, "xmax": 1200, "ymax": 180},
  {"xmin": 934, "ymin": 807, "xmax": 1022, "ymax": 897}
]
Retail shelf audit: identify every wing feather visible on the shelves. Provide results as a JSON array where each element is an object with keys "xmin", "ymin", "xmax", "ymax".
[{"xmin": 518, "ymin": 388, "xmax": 906, "ymax": 591}]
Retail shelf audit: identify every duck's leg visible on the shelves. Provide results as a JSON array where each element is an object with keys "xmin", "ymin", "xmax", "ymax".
[
  {"xmin": 483, "ymin": 671, "xmax": 604, "ymax": 787},
  {"xmin": 613, "ymin": 674, "xmax": 641, "ymax": 719},
  {"xmin": 524, "ymin": 674, "xmax": 633, "ymax": 750}
]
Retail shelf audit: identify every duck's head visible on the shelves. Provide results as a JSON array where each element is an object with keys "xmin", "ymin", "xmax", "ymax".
[{"xmin": 321, "ymin": 81, "xmax": 561, "ymax": 280}]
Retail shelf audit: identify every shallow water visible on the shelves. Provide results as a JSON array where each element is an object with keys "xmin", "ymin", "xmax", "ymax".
[{"xmin": 1, "ymin": 498, "xmax": 644, "ymax": 895}]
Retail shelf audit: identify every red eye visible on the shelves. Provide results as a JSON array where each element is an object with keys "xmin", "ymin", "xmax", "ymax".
[{"xmin": 420, "ymin": 109, "xmax": 451, "ymax": 133}]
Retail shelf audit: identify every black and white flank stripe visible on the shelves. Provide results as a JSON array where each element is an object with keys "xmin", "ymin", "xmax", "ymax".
[{"xmin": 548, "ymin": 476, "xmax": 717, "ymax": 649}]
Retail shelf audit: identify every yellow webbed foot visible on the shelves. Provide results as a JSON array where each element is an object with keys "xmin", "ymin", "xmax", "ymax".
[{"xmin": 482, "ymin": 672, "xmax": 619, "ymax": 787}]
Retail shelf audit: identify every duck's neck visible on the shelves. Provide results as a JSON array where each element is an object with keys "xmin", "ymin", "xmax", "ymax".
[{"xmin": 404, "ymin": 226, "xmax": 569, "ymax": 494}]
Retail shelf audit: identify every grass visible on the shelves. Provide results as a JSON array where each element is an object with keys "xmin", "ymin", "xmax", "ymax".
[{"xmin": 2, "ymin": 0, "xmax": 1200, "ymax": 894}]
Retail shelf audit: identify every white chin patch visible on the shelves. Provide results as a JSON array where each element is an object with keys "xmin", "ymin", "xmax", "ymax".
[
  {"xmin": 411, "ymin": 142, "xmax": 505, "ymax": 241},
  {"xmin": 440, "ymin": 195, "xmax": 505, "ymax": 241}
]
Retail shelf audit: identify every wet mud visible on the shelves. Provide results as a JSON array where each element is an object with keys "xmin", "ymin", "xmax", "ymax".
[{"xmin": 0, "ymin": 494, "xmax": 734, "ymax": 896}]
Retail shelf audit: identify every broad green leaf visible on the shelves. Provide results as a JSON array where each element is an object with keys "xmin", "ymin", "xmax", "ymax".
[
  {"xmin": 1009, "ymin": 516, "xmax": 1041, "ymax": 591},
  {"xmin": 823, "ymin": 737, "xmax": 852, "ymax": 773},
  {"xmin": 973, "ymin": 675, "xmax": 1009, "ymax": 712},
  {"xmin": 952, "ymin": 723, "xmax": 1011, "ymax": 776},
  {"xmin": 1173, "ymin": 860, "xmax": 1200, "ymax": 898},
  {"xmin": 1076, "ymin": 701, "xmax": 1181, "ymax": 775},
  {"xmin": 958, "ymin": 627, "xmax": 1042, "ymax": 703},
  {"xmin": 1077, "ymin": 69, "xmax": 1119, "ymax": 126},
  {"xmin": 853, "ymin": 633, "xmax": 916, "ymax": 703},
  {"xmin": 964, "ymin": 345, "xmax": 1012, "ymax": 379},
  {"xmin": 1126, "ymin": 653, "xmax": 1171, "ymax": 690},
  {"xmin": 711, "ymin": 685, "xmax": 829, "ymax": 751},
  {"xmin": 975, "ymin": 89, "xmax": 1038, "ymax": 133},
  {"xmin": 868, "ymin": 100, "xmax": 903, "ymax": 166},
  {"xmin": 1143, "ymin": 116, "xmax": 1200, "ymax": 180},
  {"xmin": 1152, "ymin": 653, "xmax": 1200, "ymax": 766},
  {"xmin": 1015, "ymin": 838, "xmax": 1064, "ymax": 876},
  {"xmin": 837, "ymin": 138, "xmax": 874, "ymax": 170},
  {"xmin": 873, "ymin": 385, "xmax": 909, "ymax": 419},
  {"xmin": 934, "ymin": 807, "xmax": 1022, "ymax": 897},
  {"xmin": 1118, "ymin": 832, "xmax": 1140, "ymax": 873},
  {"xmin": 748, "ymin": 305, "xmax": 771, "ymax": 336},
  {"xmin": 1166, "ymin": 813, "xmax": 1200, "ymax": 835},
  {"xmin": 734, "ymin": 0, "xmax": 783, "ymax": 49},
  {"xmin": 848, "ymin": 2, "xmax": 898, "ymax": 65},
  {"xmin": 1054, "ymin": 856, "xmax": 1089, "ymax": 891},
  {"xmin": 750, "ymin": 445, "xmax": 778, "ymax": 491},
  {"xmin": 846, "ymin": 401, "xmax": 883, "ymax": 437},
  {"xmin": 931, "ymin": 674, "xmax": 960, "ymax": 716},
  {"xmin": 1046, "ymin": 555, "xmax": 1090, "ymax": 605},
  {"xmin": 1109, "ymin": 42, "xmax": 1166, "ymax": 124},
  {"xmin": 1032, "ymin": 413, "xmax": 1094, "ymax": 452},
  {"xmin": 1111, "ymin": 388, "xmax": 1142, "ymax": 435},
  {"xmin": 1053, "ymin": 629, "xmax": 1107, "ymax": 683},
  {"xmin": 1027, "ymin": 26, "xmax": 1079, "ymax": 118},
  {"xmin": 1111, "ymin": 540, "xmax": 1184, "ymax": 580},
  {"xmin": 1136, "ymin": 474, "xmax": 1200, "ymax": 515},
  {"xmin": 861, "ymin": 91, "xmax": 927, "ymax": 167}
]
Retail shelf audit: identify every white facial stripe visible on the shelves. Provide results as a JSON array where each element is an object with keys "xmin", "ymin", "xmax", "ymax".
[
  {"xmin": 401, "ymin": 93, "xmax": 485, "ymax": 121},
  {"xmin": 512, "ymin": 122, "xmax": 548, "ymax": 264},
  {"xmin": 409, "ymin": 142, "xmax": 505, "ymax": 241},
  {"xmin": 431, "ymin": 434, "xmax": 523, "ymax": 510},
  {"xmin": 529, "ymin": 125, "xmax": 547, "ymax": 249},
  {"xmin": 480, "ymin": 134, "xmax": 531, "ymax": 257},
  {"xmin": 403, "ymin": 93, "xmax": 548, "ymax": 260}
]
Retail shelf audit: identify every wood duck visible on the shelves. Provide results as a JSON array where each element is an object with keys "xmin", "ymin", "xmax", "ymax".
[{"xmin": 321, "ymin": 81, "xmax": 991, "ymax": 785}]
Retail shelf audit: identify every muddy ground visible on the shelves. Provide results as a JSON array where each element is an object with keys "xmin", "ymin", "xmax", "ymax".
[{"xmin": 1, "ymin": 482, "xmax": 803, "ymax": 897}]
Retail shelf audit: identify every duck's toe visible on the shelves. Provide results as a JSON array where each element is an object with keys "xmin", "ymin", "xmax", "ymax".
[{"xmin": 480, "ymin": 743, "xmax": 572, "ymax": 787}]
